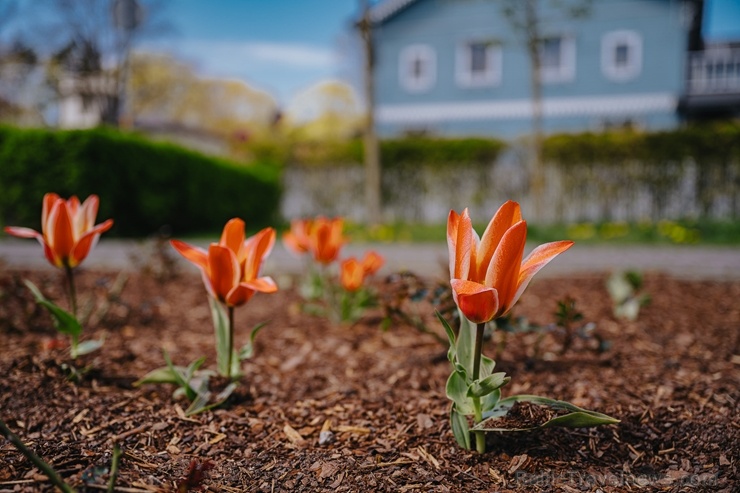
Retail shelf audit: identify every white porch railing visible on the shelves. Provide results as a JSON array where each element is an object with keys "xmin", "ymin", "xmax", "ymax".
[{"xmin": 687, "ymin": 46, "xmax": 740, "ymax": 95}]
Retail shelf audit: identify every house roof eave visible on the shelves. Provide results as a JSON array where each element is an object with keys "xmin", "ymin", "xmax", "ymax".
[{"xmin": 370, "ymin": 0, "xmax": 421, "ymax": 24}]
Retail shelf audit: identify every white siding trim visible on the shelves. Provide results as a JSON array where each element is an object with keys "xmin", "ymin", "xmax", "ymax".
[
  {"xmin": 377, "ymin": 93, "xmax": 677, "ymax": 123},
  {"xmin": 601, "ymin": 30, "xmax": 643, "ymax": 82}
]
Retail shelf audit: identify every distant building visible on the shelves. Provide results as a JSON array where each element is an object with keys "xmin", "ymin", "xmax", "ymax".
[{"xmin": 369, "ymin": 0, "xmax": 740, "ymax": 138}]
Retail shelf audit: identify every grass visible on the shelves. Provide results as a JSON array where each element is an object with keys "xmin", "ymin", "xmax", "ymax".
[{"xmin": 343, "ymin": 219, "xmax": 740, "ymax": 246}]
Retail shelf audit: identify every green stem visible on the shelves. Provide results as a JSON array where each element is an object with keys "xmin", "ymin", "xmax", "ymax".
[
  {"xmin": 472, "ymin": 322, "xmax": 486, "ymax": 454},
  {"xmin": 226, "ymin": 306, "xmax": 235, "ymax": 380},
  {"xmin": 107, "ymin": 444, "xmax": 122, "ymax": 493},
  {"xmin": 64, "ymin": 265, "xmax": 77, "ymax": 318},
  {"xmin": 0, "ymin": 417, "xmax": 77, "ymax": 493}
]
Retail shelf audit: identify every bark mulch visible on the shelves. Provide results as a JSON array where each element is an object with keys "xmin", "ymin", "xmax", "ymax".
[{"xmin": 0, "ymin": 264, "xmax": 738, "ymax": 492}]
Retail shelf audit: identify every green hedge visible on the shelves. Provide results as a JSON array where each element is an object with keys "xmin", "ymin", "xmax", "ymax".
[
  {"xmin": 0, "ymin": 126, "xmax": 281, "ymax": 237},
  {"xmin": 292, "ymin": 136, "xmax": 506, "ymax": 167},
  {"xmin": 543, "ymin": 121, "xmax": 740, "ymax": 163}
]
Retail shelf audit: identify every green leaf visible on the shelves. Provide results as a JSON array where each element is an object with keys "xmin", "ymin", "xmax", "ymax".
[
  {"xmin": 185, "ymin": 382, "xmax": 238, "ymax": 416},
  {"xmin": 481, "ymin": 388, "xmax": 501, "ymax": 412},
  {"xmin": 455, "ymin": 310, "xmax": 476, "ymax": 376},
  {"xmin": 24, "ymin": 280, "xmax": 82, "ymax": 338},
  {"xmin": 238, "ymin": 321, "xmax": 268, "ymax": 361},
  {"xmin": 479, "ymin": 354, "xmax": 496, "ymax": 378},
  {"xmin": 474, "ymin": 394, "xmax": 620, "ymax": 432},
  {"xmin": 466, "ymin": 372, "xmax": 510, "ymax": 398},
  {"xmin": 163, "ymin": 351, "xmax": 203, "ymax": 402},
  {"xmin": 446, "ymin": 370, "xmax": 474, "ymax": 415},
  {"xmin": 208, "ymin": 297, "xmax": 231, "ymax": 376},
  {"xmin": 450, "ymin": 404, "xmax": 471, "ymax": 450},
  {"xmin": 133, "ymin": 366, "xmax": 180, "ymax": 386},
  {"xmin": 436, "ymin": 310, "xmax": 457, "ymax": 364},
  {"xmin": 74, "ymin": 338, "xmax": 105, "ymax": 356}
]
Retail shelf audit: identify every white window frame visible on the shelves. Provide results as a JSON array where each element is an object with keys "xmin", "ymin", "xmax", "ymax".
[
  {"xmin": 539, "ymin": 34, "xmax": 576, "ymax": 84},
  {"xmin": 399, "ymin": 44, "xmax": 436, "ymax": 93},
  {"xmin": 456, "ymin": 40, "xmax": 502, "ymax": 88},
  {"xmin": 601, "ymin": 30, "xmax": 643, "ymax": 82}
]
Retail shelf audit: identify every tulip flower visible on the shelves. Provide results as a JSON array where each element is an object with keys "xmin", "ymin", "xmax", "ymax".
[
  {"xmin": 361, "ymin": 250, "xmax": 385, "ymax": 276},
  {"xmin": 308, "ymin": 216, "xmax": 345, "ymax": 265},
  {"xmin": 171, "ymin": 218, "xmax": 278, "ymax": 378},
  {"xmin": 4, "ymin": 193, "xmax": 114, "ymax": 270},
  {"xmin": 282, "ymin": 218, "xmax": 313, "ymax": 256},
  {"xmin": 340, "ymin": 257, "xmax": 365, "ymax": 292},
  {"xmin": 171, "ymin": 218, "xmax": 277, "ymax": 307},
  {"xmin": 447, "ymin": 201, "xmax": 573, "ymax": 324}
]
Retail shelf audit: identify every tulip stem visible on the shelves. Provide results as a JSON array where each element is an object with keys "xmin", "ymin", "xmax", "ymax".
[
  {"xmin": 64, "ymin": 265, "xmax": 77, "ymax": 318},
  {"xmin": 227, "ymin": 306, "xmax": 235, "ymax": 380},
  {"xmin": 472, "ymin": 322, "xmax": 486, "ymax": 454}
]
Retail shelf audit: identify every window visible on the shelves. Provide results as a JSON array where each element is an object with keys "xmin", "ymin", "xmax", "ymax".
[
  {"xmin": 539, "ymin": 35, "xmax": 576, "ymax": 83},
  {"xmin": 399, "ymin": 44, "xmax": 436, "ymax": 93},
  {"xmin": 601, "ymin": 31, "xmax": 642, "ymax": 82},
  {"xmin": 456, "ymin": 40, "xmax": 502, "ymax": 87}
]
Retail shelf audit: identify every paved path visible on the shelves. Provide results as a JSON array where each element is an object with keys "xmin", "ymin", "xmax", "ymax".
[{"xmin": 1, "ymin": 239, "xmax": 738, "ymax": 281}]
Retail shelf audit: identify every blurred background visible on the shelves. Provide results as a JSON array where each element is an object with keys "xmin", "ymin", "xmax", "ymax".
[{"xmin": 0, "ymin": 0, "xmax": 739, "ymax": 244}]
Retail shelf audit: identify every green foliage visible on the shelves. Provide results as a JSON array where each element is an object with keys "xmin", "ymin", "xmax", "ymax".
[
  {"xmin": 606, "ymin": 270, "xmax": 651, "ymax": 321},
  {"xmin": 292, "ymin": 136, "xmax": 506, "ymax": 168},
  {"xmin": 0, "ymin": 126, "xmax": 281, "ymax": 236}
]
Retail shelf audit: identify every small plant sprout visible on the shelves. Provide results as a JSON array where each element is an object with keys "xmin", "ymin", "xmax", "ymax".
[
  {"xmin": 442, "ymin": 201, "xmax": 618, "ymax": 453},
  {"xmin": 607, "ymin": 270, "xmax": 651, "ymax": 321},
  {"xmin": 4, "ymin": 193, "xmax": 113, "ymax": 358}
]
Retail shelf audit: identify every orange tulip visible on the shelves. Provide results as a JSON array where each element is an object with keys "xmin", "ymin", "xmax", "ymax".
[
  {"xmin": 340, "ymin": 257, "xmax": 365, "ymax": 292},
  {"xmin": 4, "ymin": 193, "xmax": 114, "ymax": 269},
  {"xmin": 361, "ymin": 250, "xmax": 384, "ymax": 276},
  {"xmin": 447, "ymin": 201, "xmax": 573, "ymax": 324},
  {"xmin": 282, "ymin": 218, "xmax": 313, "ymax": 256},
  {"xmin": 308, "ymin": 216, "xmax": 345, "ymax": 265},
  {"xmin": 171, "ymin": 218, "xmax": 277, "ymax": 307}
]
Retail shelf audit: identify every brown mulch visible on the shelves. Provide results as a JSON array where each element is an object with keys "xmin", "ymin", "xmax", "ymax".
[{"xmin": 0, "ymin": 264, "xmax": 738, "ymax": 493}]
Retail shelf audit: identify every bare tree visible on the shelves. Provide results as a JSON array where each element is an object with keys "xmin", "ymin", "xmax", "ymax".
[
  {"xmin": 497, "ymin": 0, "xmax": 591, "ymax": 218},
  {"xmin": 357, "ymin": 0, "xmax": 383, "ymax": 226},
  {"xmin": 37, "ymin": 0, "xmax": 168, "ymax": 127}
]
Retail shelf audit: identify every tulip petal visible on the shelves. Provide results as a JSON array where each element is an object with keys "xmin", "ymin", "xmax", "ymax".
[
  {"xmin": 447, "ymin": 209, "xmax": 473, "ymax": 280},
  {"xmin": 510, "ymin": 240, "xmax": 574, "ymax": 308},
  {"xmin": 244, "ymin": 227, "xmax": 276, "ymax": 280},
  {"xmin": 170, "ymin": 239, "xmax": 208, "ymax": 270},
  {"xmin": 220, "ymin": 218, "xmax": 246, "ymax": 260},
  {"xmin": 207, "ymin": 244, "xmax": 240, "ymax": 303},
  {"xmin": 4, "ymin": 226, "xmax": 43, "ymax": 240},
  {"xmin": 47, "ymin": 199, "xmax": 75, "ymax": 267},
  {"xmin": 77, "ymin": 195, "xmax": 99, "ymax": 238},
  {"xmin": 485, "ymin": 220, "xmax": 527, "ymax": 315},
  {"xmin": 70, "ymin": 219, "xmax": 114, "ymax": 268},
  {"xmin": 226, "ymin": 277, "xmax": 278, "ymax": 306},
  {"xmin": 41, "ymin": 193, "xmax": 60, "ymax": 237},
  {"xmin": 241, "ymin": 276, "xmax": 278, "ymax": 293},
  {"xmin": 451, "ymin": 279, "xmax": 500, "ymax": 324},
  {"xmin": 476, "ymin": 201, "xmax": 522, "ymax": 280}
]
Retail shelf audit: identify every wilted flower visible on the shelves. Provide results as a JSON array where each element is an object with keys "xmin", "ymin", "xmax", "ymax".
[
  {"xmin": 447, "ymin": 201, "xmax": 573, "ymax": 324},
  {"xmin": 4, "ymin": 193, "xmax": 113, "ymax": 269}
]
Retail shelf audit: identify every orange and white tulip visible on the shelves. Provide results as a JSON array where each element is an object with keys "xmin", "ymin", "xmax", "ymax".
[
  {"xmin": 4, "ymin": 193, "xmax": 114, "ymax": 269},
  {"xmin": 340, "ymin": 257, "xmax": 365, "ymax": 292},
  {"xmin": 361, "ymin": 250, "xmax": 385, "ymax": 276},
  {"xmin": 282, "ymin": 218, "xmax": 313, "ymax": 256},
  {"xmin": 447, "ymin": 201, "xmax": 573, "ymax": 324},
  {"xmin": 308, "ymin": 216, "xmax": 345, "ymax": 265},
  {"xmin": 171, "ymin": 218, "xmax": 278, "ymax": 307}
]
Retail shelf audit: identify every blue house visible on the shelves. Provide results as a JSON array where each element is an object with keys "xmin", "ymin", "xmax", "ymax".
[{"xmin": 369, "ymin": 0, "xmax": 740, "ymax": 138}]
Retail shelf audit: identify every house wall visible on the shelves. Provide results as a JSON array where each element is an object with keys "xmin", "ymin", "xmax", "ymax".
[{"xmin": 374, "ymin": 0, "xmax": 689, "ymax": 138}]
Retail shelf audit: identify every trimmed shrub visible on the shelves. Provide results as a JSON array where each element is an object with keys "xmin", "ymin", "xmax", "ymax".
[{"xmin": 0, "ymin": 126, "xmax": 281, "ymax": 237}]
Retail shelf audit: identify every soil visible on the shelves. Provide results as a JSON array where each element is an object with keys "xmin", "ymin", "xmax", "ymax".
[{"xmin": 0, "ymin": 262, "xmax": 738, "ymax": 493}]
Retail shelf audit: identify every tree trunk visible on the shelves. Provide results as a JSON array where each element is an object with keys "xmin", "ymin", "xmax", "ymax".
[{"xmin": 360, "ymin": 0, "xmax": 382, "ymax": 226}]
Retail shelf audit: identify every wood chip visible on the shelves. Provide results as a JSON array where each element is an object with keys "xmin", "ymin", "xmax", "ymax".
[{"xmin": 283, "ymin": 424, "xmax": 306, "ymax": 446}]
